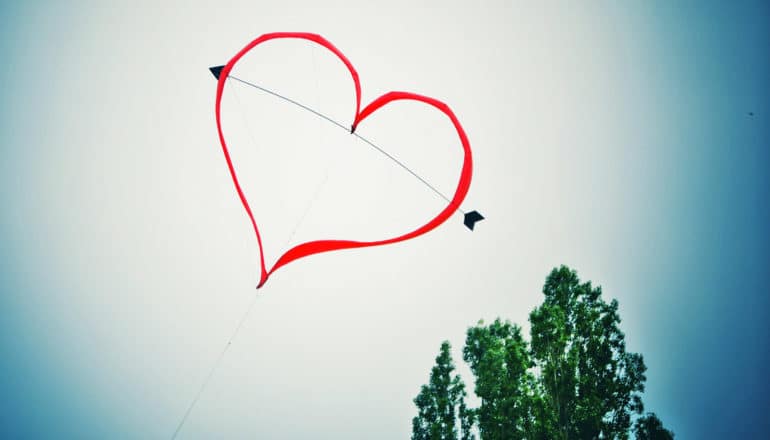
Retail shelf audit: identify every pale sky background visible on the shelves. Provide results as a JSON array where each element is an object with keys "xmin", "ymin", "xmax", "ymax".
[{"xmin": 1, "ymin": 1, "xmax": 768, "ymax": 439}]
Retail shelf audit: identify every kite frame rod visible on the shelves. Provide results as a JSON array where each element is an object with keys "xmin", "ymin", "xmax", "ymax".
[{"xmin": 227, "ymin": 75, "xmax": 465, "ymax": 215}]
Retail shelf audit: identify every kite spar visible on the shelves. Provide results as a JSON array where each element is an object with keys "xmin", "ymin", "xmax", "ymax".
[{"xmin": 211, "ymin": 32, "xmax": 484, "ymax": 289}]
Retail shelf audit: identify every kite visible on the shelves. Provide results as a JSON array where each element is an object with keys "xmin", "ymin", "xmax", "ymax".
[{"xmin": 210, "ymin": 32, "xmax": 483, "ymax": 288}]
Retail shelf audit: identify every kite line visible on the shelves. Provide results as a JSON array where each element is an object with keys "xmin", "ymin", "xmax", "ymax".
[{"xmin": 170, "ymin": 292, "xmax": 261, "ymax": 439}]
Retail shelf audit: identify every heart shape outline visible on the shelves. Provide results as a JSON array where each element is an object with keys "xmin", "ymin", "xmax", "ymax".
[{"xmin": 214, "ymin": 32, "xmax": 473, "ymax": 288}]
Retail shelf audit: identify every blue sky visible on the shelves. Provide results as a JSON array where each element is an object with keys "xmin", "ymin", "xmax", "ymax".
[{"xmin": 1, "ymin": 1, "xmax": 768, "ymax": 438}]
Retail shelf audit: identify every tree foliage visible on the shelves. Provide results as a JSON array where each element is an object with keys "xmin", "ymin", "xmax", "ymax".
[
  {"xmin": 462, "ymin": 319, "xmax": 544, "ymax": 440},
  {"xmin": 634, "ymin": 413, "xmax": 675, "ymax": 440},
  {"xmin": 411, "ymin": 266, "xmax": 673, "ymax": 440},
  {"xmin": 530, "ymin": 265, "xmax": 647, "ymax": 439},
  {"xmin": 412, "ymin": 341, "xmax": 471, "ymax": 440}
]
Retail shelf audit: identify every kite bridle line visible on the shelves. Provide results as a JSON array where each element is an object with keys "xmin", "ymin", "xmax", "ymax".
[
  {"xmin": 170, "ymin": 291, "xmax": 261, "ymax": 440},
  {"xmin": 227, "ymin": 74, "xmax": 465, "ymax": 214}
]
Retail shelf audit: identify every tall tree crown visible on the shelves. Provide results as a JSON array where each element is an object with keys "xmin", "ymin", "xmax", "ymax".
[{"xmin": 412, "ymin": 266, "xmax": 671, "ymax": 440}]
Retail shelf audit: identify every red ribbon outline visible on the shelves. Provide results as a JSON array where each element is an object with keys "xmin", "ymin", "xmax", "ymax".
[{"xmin": 214, "ymin": 32, "xmax": 473, "ymax": 288}]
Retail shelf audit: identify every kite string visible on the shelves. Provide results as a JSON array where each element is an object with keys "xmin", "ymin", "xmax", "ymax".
[
  {"xmin": 172, "ymin": 71, "xmax": 270, "ymax": 439},
  {"xmin": 170, "ymin": 292, "xmax": 261, "ymax": 440}
]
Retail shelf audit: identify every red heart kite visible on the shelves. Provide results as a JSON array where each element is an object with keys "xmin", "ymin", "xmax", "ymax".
[{"xmin": 211, "ymin": 32, "xmax": 483, "ymax": 288}]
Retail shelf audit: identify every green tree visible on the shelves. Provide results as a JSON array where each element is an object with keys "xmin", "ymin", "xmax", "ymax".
[
  {"xmin": 462, "ymin": 319, "xmax": 546, "ymax": 440},
  {"xmin": 529, "ymin": 265, "xmax": 647, "ymax": 439},
  {"xmin": 412, "ymin": 266, "xmax": 672, "ymax": 440},
  {"xmin": 412, "ymin": 341, "xmax": 471, "ymax": 440},
  {"xmin": 634, "ymin": 413, "xmax": 674, "ymax": 440}
]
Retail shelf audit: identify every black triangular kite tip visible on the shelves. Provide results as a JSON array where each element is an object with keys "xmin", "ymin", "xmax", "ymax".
[
  {"xmin": 209, "ymin": 65, "xmax": 224, "ymax": 80},
  {"xmin": 463, "ymin": 210, "xmax": 484, "ymax": 231}
]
